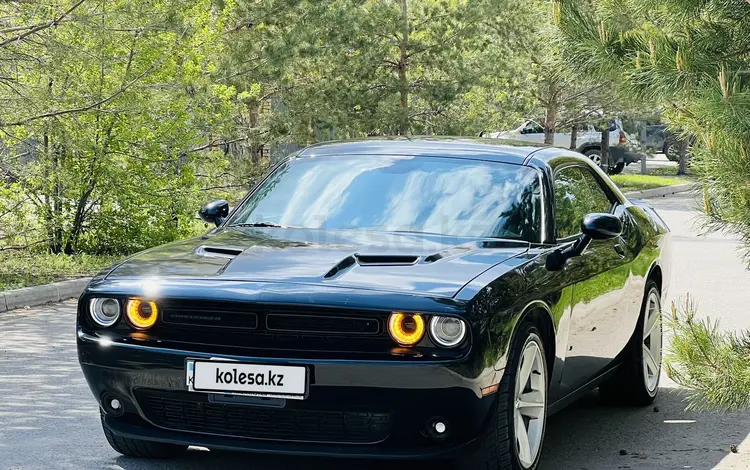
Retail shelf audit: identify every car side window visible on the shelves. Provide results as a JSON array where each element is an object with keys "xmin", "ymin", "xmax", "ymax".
[
  {"xmin": 554, "ymin": 166, "xmax": 613, "ymax": 239},
  {"xmin": 521, "ymin": 121, "xmax": 544, "ymax": 134}
]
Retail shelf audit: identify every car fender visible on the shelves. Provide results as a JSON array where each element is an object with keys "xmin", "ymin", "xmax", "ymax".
[{"xmin": 493, "ymin": 299, "xmax": 557, "ymax": 372}]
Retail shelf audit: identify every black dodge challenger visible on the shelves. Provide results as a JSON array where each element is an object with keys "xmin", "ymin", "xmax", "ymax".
[{"xmin": 77, "ymin": 138, "xmax": 671, "ymax": 470}]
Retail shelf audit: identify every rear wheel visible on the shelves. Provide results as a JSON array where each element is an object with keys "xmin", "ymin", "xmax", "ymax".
[
  {"xmin": 101, "ymin": 412, "xmax": 185, "ymax": 458},
  {"xmin": 599, "ymin": 281, "xmax": 662, "ymax": 405},
  {"xmin": 459, "ymin": 322, "xmax": 548, "ymax": 470},
  {"xmin": 610, "ymin": 162, "xmax": 625, "ymax": 175}
]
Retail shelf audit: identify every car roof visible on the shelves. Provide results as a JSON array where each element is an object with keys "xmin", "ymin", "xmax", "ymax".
[
  {"xmin": 295, "ymin": 136, "xmax": 586, "ymax": 168},
  {"xmin": 296, "ymin": 137, "xmax": 542, "ymax": 165}
]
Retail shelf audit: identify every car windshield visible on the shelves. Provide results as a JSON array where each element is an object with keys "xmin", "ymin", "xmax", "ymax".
[{"xmin": 228, "ymin": 155, "xmax": 542, "ymax": 241}]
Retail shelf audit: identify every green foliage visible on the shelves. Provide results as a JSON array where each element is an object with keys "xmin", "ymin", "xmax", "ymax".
[
  {"xmin": 0, "ymin": 252, "xmax": 119, "ymax": 290},
  {"xmin": 665, "ymin": 296, "xmax": 750, "ymax": 411},
  {"xmin": 0, "ymin": 0, "xmax": 257, "ymax": 255},
  {"xmin": 219, "ymin": 0, "xmax": 539, "ymax": 139}
]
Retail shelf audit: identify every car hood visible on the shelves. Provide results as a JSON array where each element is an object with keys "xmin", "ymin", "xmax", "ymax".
[{"xmin": 106, "ymin": 227, "xmax": 529, "ymax": 298}]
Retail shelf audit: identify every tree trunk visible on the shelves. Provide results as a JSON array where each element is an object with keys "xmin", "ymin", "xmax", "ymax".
[
  {"xmin": 543, "ymin": 93, "xmax": 557, "ymax": 145},
  {"xmin": 397, "ymin": 0, "xmax": 409, "ymax": 135},
  {"xmin": 678, "ymin": 137, "xmax": 689, "ymax": 175},
  {"xmin": 569, "ymin": 124, "xmax": 578, "ymax": 150},
  {"xmin": 51, "ymin": 143, "xmax": 64, "ymax": 254},
  {"xmin": 600, "ymin": 127, "xmax": 610, "ymax": 172}
]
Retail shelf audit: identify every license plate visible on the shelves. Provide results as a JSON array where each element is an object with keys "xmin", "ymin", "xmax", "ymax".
[{"xmin": 186, "ymin": 359, "xmax": 308, "ymax": 400}]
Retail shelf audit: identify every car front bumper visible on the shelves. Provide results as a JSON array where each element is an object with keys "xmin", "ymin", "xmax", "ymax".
[{"xmin": 78, "ymin": 330, "xmax": 499, "ymax": 459}]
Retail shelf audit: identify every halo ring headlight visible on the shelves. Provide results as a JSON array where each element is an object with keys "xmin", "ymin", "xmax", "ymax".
[
  {"xmin": 429, "ymin": 316, "xmax": 467, "ymax": 348},
  {"xmin": 126, "ymin": 299, "xmax": 159, "ymax": 330},
  {"xmin": 388, "ymin": 312, "xmax": 425, "ymax": 346},
  {"xmin": 89, "ymin": 298, "xmax": 120, "ymax": 327}
]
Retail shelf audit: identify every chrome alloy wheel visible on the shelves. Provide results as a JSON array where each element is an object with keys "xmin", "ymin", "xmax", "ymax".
[
  {"xmin": 514, "ymin": 340, "xmax": 546, "ymax": 468},
  {"xmin": 588, "ymin": 152, "xmax": 602, "ymax": 166},
  {"xmin": 643, "ymin": 291, "xmax": 663, "ymax": 394}
]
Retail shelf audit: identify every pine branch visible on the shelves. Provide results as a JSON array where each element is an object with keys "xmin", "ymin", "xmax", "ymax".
[{"xmin": 666, "ymin": 296, "xmax": 750, "ymax": 411}]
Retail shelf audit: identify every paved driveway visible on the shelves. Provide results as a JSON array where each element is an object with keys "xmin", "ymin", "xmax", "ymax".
[{"xmin": 1, "ymin": 192, "xmax": 749, "ymax": 469}]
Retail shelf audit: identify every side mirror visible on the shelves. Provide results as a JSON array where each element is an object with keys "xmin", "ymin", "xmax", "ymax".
[
  {"xmin": 581, "ymin": 212, "xmax": 622, "ymax": 240},
  {"xmin": 199, "ymin": 199, "xmax": 229, "ymax": 227},
  {"xmin": 546, "ymin": 213, "xmax": 621, "ymax": 271}
]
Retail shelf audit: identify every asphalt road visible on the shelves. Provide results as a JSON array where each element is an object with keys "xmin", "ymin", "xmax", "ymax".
[{"xmin": 2, "ymin": 192, "xmax": 749, "ymax": 470}]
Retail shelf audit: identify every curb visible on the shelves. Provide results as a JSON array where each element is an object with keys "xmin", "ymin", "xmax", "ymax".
[
  {"xmin": 0, "ymin": 277, "xmax": 91, "ymax": 313},
  {"xmin": 624, "ymin": 182, "xmax": 696, "ymax": 200}
]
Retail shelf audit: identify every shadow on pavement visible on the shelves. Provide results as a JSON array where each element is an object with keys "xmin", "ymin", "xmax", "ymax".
[{"xmin": 542, "ymin": 386, "xmax": 750, "ymax": 469}]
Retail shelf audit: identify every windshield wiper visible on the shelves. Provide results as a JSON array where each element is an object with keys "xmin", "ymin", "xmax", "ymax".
[{"xmin": 229, "ymin": 222, "xmax": 285, "ymax": 228}]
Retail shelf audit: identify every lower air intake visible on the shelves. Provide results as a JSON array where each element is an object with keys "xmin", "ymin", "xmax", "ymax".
[{"xmin": 136, "ymin": 390, "xmax": 392, "ymax": 444}]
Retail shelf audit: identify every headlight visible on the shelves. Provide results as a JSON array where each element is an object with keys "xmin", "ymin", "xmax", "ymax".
[
  {"xmin": 429, "ymin": 316, "xmax": 467, "ymax": 348},
  {"xmin": 125, "ymin": 299, "xmax": 159, "ymax": 330},
  {"xmin": 89, "ymin": 298, "xmax": 120, "ymax": 327},
  {"xmin": 388, "ymin": 312, "xmax": 425, "ymax": 346}
]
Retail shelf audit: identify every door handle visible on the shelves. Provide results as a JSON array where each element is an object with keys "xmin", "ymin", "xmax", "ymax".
[{"xmin": 613, "ymin": 243, "xmax": 626, "ymax": 258}]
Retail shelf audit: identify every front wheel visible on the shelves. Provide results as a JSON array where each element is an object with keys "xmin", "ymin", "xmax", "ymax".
[
  {"xmin": 459, "ymin": 322, "xmax": 548, "ymax": 470},
  {"xmin": 599, "ymin": 281, "xmax": 662, "ymax": 405}
]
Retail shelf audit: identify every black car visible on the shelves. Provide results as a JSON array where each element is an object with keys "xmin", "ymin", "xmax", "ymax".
[{"xmin": 77, "ymin": 138, "xmax": 671, "ymax": 470}]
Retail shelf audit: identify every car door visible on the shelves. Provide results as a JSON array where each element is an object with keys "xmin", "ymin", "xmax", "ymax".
[{"xmin": 553, "ymin": 164, "xmax": 635, "ymax": 394}]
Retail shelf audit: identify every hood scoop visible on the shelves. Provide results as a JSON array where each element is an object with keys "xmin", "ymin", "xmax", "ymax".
[
  {"xmin": 195, "ymin": 245, "xmax": 245, "ymax": 259},
  {"xmin": 324, "ymin": 253, "xmax": 420, "ymax": 279},
  {"xmin": 324, "ymin": 255, "xmax": 357, "ymax": 279},
  {"xmin": 354, "ymin": 254, "xmax": 419, "ymax": 266}
]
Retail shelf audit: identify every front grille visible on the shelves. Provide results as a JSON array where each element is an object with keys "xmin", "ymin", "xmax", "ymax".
[
  {"xmin": 150, "ymin": 300, "xmax": 392, "ymax": 353},
  {"xmin": 136, "ymin": 390, "xmax": 392, "ymax": 444},
  {"xmin": 163, "ymin": 309, "xmax": 258, "ymax": 329},
  {"xmin": 266, "ymin": 314, "xmax": 379, "ymax": 335}
]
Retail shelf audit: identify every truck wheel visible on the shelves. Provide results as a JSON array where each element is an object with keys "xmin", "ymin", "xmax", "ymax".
[
  {"xmin": 665, "ymin": 144, "xmax": 680, "ymax": 162},
  {"xmin": 101, "ymin": 412, "xmax": 185, "ymax": 458},
  {"xmin": 610, "ymin": 162, "xmax": 625, "ymax": 175},
  {"xmin": 599, "ymin": 281, "xmax": 662, "ymax": 406},
  {"xmin": 583, "ymin": 149, "xmax": 602, "ymax": 167},
  {"xmin": 458, "ymin": 322, "xmax": 548, "ymax": 470}
]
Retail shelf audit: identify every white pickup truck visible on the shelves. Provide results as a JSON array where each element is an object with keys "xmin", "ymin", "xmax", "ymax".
[{"xmin": 488, "ymin": 119, "xmax": 641, "ymax": 174}]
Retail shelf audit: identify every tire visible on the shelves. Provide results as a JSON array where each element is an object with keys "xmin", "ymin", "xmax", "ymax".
[
  {"xmin": 583, "ymin": 149, "xmax": 619, "ymax": 174},
  {"xmin": 101, "ymin": 412, "xmax": 185, "ymax": 458},
  {"xmin": 664, "ymin": 143, "xmax": 680, "ymax": 162},
  {"xmin": 610, "ymin": 162, "xmax": 625, "ymax": 175},
  {"xmin": 599, "ymin": 281, "xmax": 662, "ymax": 406},
  {"xmin": 583, "ymin": 148, "xmax": 602, "ymax": 167},
  {"xmin": 458, "ymin": 322, "xmax": 548, "ymax": 470}
]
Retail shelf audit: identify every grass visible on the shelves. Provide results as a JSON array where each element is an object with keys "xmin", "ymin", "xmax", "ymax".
[
  {"xmin": 0, "ymin": 252, "xmax": 121, "ymax": 291},
  {"xmin": 611, "ymin": 173, "xmax": 690, "ymax": 192},
  {"xmin": 644, "ymin": 166, "xmax": 690, "ymax": 177}
]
